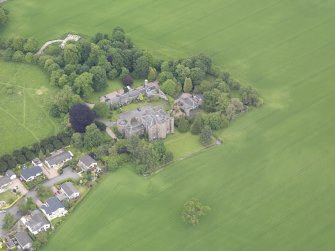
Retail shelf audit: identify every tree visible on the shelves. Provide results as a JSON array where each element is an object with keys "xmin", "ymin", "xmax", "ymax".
[
  {"xmin": 23, "ymin": 38, "xmax": 38, "ymax": 53},
  {"xmin": 0, "ymin": 7, "xmax": 9, "ymax": 26},
  {"xmin": 64, "ymin": 44, "xmax": 81, "ymax": 65},
  {"xmin": 12, "ymin": 50, "xmax": 25, "ymax": 62},
  {"xmin": 93, "ymin": 102, "xmax": 110, "ymax": 118},
  {"xmin": 74, "ymin": 72, "xmax": 94, "ymax": 97},
  {"xmin": 36, "ymin": 186, "xmax": 53, "ymax": 202},
  {"xmin": 36, "ymin": 231, "xmax": 48, "ymax": 244},
  {"xmin": 90, "ymin": 66, "xmax": 107, "ymax": 91},
  {"xmin": 160, "ymin": 79, "xmax": 180, "ymax": 97},
  {"xmin": 181, "ymin": 198, "xmax": 210, "ymax": 226},
  {"xmin": 190, "ymin": 113, "xmax": 203, "ymax": 135},
  {"xmin": 202, "ymin": 89, "xmax": 221, "ymax": 112},
  {"xmin": 183, "ymin": 77, "xmax": 193, "ymax": 93},
  {"xmin": 18, "ymin": 197, "xmax": 37, "ymax": 214},
  {"xmin": 199, "ymin": 126, "xmax": 213, "ymax": 146},
  {"xmin": 133, "ymin": 55, "xmax": 150, "ymax": 78},
  {"xmin": 69, "ymin": 103, "xmax": 95, "ymax": 133},
  {"xmin": 83, "ymin": 124, "xmax": 105, "ymax": 148},
  {"xmin": 147, "ymin": 67, "xmax": 157, "ymax": 81},
  {"xmin": 175, "ymin": 64, "xmax": 190, "ymax": 83},
  {"xmin": 0, "ymin": 160, "xmax": 8, "ymax": 173},
  {"xmin": 204, "ymin": 113, "xmax": 225, "ymax": 130},
  {"xmin": 122, "ymin": 75, "xmax": 134, "ymax": 86},
  {"xmin": 71, "ymin": 132, "xmax": 84, "ymax": 148},
  {"xmin": 177, "ymin": 116, "xmax": 190, "ymax": 133},
  {"xmin": 119, "ymin": 67, "xmax": 129, "ymax": 81},
  {"xmin": 51, "ymin": 86, "xmax": 81, "ymax": 117},
  {"xmin": 2, "ymin": 212, "xmax": 15, "ymax": 231},
  {"xmin": 190, "ymin": 67, "xmax": 205, "ymax": 84},
  {"xmin": 158, "ymin": 71, "xmax": 175, "ymax": 83},
  {"xmin": 225, "ymin": 104, "xmax": 236, "ymax": 121}
]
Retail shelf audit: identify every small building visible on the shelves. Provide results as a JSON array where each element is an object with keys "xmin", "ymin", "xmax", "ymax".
[
  {"xmin": 20, "ymin": 166, "xmax": 43, "ymax": 182},
  {"xmin": 14, "ymin": 232, "xmax": 33, "ymax": 250},
  {"xmin": 5, "ymin": 170, "xmax": 16, "ymax": 180},
  {"xmin": 45, "ymin": 149, "xmax": 73, "ymax": 169},
  {"xmin": 31, "ymin": 158, "xmax": 43, "ymax": 167},
  {"xmin": 175, "ymin": 93, "xmax": 202, "ymax": 117},
  {"xmin": 21, "ymin": 210, "xmax": 51, "ymax": 235},
  {"xmin": 41, "ymin": 197, "xmax": 68, "ymax": 221},
  {"xmin": 78, "ymin": 155, "xmax": 98, "ymax": 171},
  {"xmin": 0, "ymin": 176, "xmax": 12, "ymax": 193},
  {"xmin": 101, "ymin": 80, "xmax": 167, "ymax": 108},
  {"xmin": 60, "ymin": 182, "xmax": 80, "ymax": 200}
]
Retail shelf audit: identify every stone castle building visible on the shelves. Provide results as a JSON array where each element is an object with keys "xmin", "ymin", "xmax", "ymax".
[{"xmin": 117, "ymin": 106, "xmax": 174, "ymax": 141}]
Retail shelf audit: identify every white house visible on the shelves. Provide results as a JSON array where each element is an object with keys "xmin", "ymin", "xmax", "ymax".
[
  {"xmin": 21, "ymin": 209, "xmax": 51, "ymax": 235},
  {"xmin": 45, "ymin": 149, "xmax": 73, "ymax": 169},
  {"xmin": 60, "ymin": 182, "xmax": 80, "ymax": 200},
  {"xmin": 31, "ymin": 158, "xmax": 43, "ymax": 167},
  {"xmin": 78, "ymin": 155, "xmax": 98, "ymax": 171},
  {"xmin": 20, "ymin": 166, "xmax": 43, "ymax": 182},
  {"xmin": 41, "ymin": 197, "xmax": 68, "ymax": 221}
]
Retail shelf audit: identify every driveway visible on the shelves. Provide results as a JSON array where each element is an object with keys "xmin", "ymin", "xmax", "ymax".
[
  {"xmin": 43, "ymin": 167, "xmax": 80, "ymax": 187},
  {"xmin": 0, "ymin": 167, "xmax": 80, "ymax": 235}
]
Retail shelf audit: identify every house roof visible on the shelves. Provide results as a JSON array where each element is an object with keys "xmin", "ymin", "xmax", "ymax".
[
  {"xmin": 61, "ymin": 182, "xmax": 79, "ymax": 197},
  {"xmin": 5, "ymin": 170, "xmax": 16, "ymax": 177},
  {"xmin": 26, "ymin": 210, "xmax": 49, "ymax": 233},
  {"xmin": 0, "ymin": 176, "xmax": 11, "ymax": 187},
  {"xmin": 14, "ymin": 232, "xmax": 32, "ymax": 248},
  {"xmin": 79, "ymin": 155, "xmax": 97, "ymax": 167},
  {"xmin": 41, "ymin": 197, "xmax": 65, "ymax": 215},
  {"xmin": 20, "ymin": 166, "xmax": 42, "ymax": 180},
  {"xmin": 45, "ymin": 150, "xmax": 73, "ymax": 166}
]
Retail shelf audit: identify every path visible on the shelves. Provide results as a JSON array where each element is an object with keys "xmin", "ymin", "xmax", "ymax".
[
  {"xmin": 36, "ymin": 34, "xmax": 81, "ymax": 56},
  {"xmin": 0, "ymin": 167, "xmax": 80, "ymax": 235}
]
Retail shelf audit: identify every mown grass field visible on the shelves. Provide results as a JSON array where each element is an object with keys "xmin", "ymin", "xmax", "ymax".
[
  {"xmin": 0, "ymin": 61, "xmax": 59, "ymax": 155},
  {"xmin": 1, "ymin": 0, "xmax": 335, "ymax": 250}
]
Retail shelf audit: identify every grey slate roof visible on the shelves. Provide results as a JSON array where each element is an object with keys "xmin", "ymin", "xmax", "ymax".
[
  {"xmin": 26, "ymin": 210, "xmax": 49, "ymax": 233},
  {"xmin": 14, "ymin": 232, "xmax": 32, "ymax": 248},
  {"xmin": 79, "ymin": 155, "xmax": 96, "ymax": 167},
  {"xmin": 41, "ymin": 197, "xmax": 65, "ymax": 215},
  {"xmin": 45, "ymin": 150, "xmax": 72, "ymax": 166},
  {"xmin": 5, "ymin": 170, "xmax": 16, "ymax": 178},
  {"xmin": 20, "ymin": 166, "xmax": 42, "ymax": 180},
  {"xmin": 61, "ymin": 182, "xmax": 79, "ymax": 197},
  {"xmin": 0, "ymin": 176, "xmax": 11, "ymax": 187}
]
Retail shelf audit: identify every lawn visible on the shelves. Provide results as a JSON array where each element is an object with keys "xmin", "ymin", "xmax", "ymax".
[
  {"xmin": 165, "ymin": 131, "xmax": 203, "ymax": 159},
  {"xmin": 0, "ymin": 191, "xmax": 17, "ymax": 207},
  {"xmin": 0, "ymin": 61, "xmax": 60, "ymax": 155},
  {"xmin": 1, "ymin": 0, "xmax": 335, "ymax": 250}
]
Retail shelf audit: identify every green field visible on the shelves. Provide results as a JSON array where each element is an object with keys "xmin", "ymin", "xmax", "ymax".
[
  {"xmin": 1, "ymin": 0, "xmax": 335, "ymax": 250},
  {"xmin": 0, "ymin": 61, "xmax": 60, "ymax": 155}
]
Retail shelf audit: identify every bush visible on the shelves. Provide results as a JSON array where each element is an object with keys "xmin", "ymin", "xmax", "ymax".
[
  {"xmin": 199, "ymin": 126, "xmax": 213, "ymax": 146},
  {"xmin": 177, "ymin": 116, "xmax": 190, "ymax": 133}
]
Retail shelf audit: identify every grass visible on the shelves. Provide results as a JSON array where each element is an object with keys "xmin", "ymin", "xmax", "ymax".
[
  {"xmin": 1, "ymin": 0, "xmax": 334, "ymax": 250},
  {"xmin": 0, "ymin": 60, "xmax": 60, "ymax": 155},
  {"xmin": 0, "ymin": 191, "xmax": 17, "ymax": 204},
  {"xmin": 165, "ymin": 131, "xmax": 203, "ymax": 159}
]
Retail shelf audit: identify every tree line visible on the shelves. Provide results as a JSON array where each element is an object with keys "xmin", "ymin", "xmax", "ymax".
[{"xmin": 0, "ymin": 131, "xmax": 73, "ymax": 173}]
